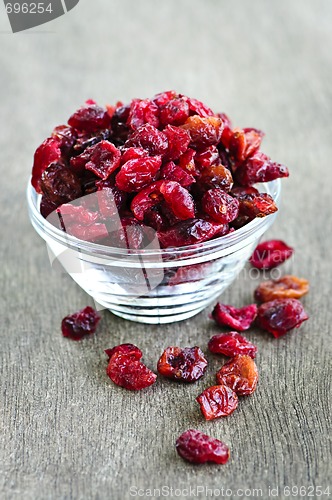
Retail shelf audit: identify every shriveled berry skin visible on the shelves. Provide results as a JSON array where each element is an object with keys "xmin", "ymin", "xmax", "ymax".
[
  {"xmin": 31, "ymin": 137, "xmax": 62, "ymax": 193},
  {"xmin": 211, "ymin": 303, "xmax": 258, "ymax": 331},
  {"xmin": 157, "ymin": 346, "xmax": 208, "ymax": 383},
  {"xmin": 68, "ymin": 102, "xmax": 110, "ymax": 132},
  {"xmin": 106, "ymin": 353, "xmax": 157, "ymax": 390},
  {"xmin": 208, "ymin": 332, "xmax": 257, "ymax": 359},
  {"xmin": 198, "ymin": 164, "xmax": 234, "ymax": 192},
  {"xmin": 61, "ymin": 306, "xmax": 101, "ymax": 340},
  {"xmin": 127, "ymin": 98, "xmax": 160, "ymax": 130},
  {"xmin": 159, "ymin": 181, "xmax": 195, "ymax": 220},
  {"xmin": 157, "ymin": 219, "xmax": 229, "ymax": 248},
  {"xmin": 163, "ymin": 125, "xmax": 191, "ymax": 160},
  {"xmin": 256, "ymin": 298, "xmax": 309, "ymax": 338},
  {"xmin": 216, "ymin": 355, "xmax": 259, "ymax": 396},
  {"xmin": 254, "ymin": 275, "xmax": 309, "ymax": 302},
  {"xmin": 160, "ymin": 161, "xmax": 195, "ymax": 187},
  {"xmin": 115, "ymin": 156, "xmax": 162, "ymax": 192},
  {"xmin": 202, "ymin": 189, "xmax": 239, "ymax": 223},
  {"xmin": 71, "ymin": 141, "xmax": 121, "ymax": 179},
  {"xmin": 234, "ymin": 152, "xmax": 289, "ymax": 186},
  {"xmin": 40, "ymin": 163, "xmax": 82, "ymax": 205},
  {"xmin": 229, "ymin": 127, "xmax": 264, "ymax": 162},
  {"xmin": 250, "ymin": 240, "xmax": 294, "ymax": 269},
  {"xmin": 125, "ymin": 123, "xmax": 168, "ymax": 156},
  {"xmin": 105, "ymin": 343, "xmax": 143, "ymax": 361},
  {"xmin": 176, "ymin": 429, "xmax": 230, "ymax": 465},
  {"xmin": 159, "ymin": 98, "xmax": 189, "ymax": 126},
  {"xmin": 181, "ymin": 116, "xmax": 223, "ymax": 147},
  {"xmin": 196, "ymin": 385, "xmax": 238, "ymax": 420},
  {"xmin": 237, "ymin": 192, "xmax": 278, "ymax": 218}
]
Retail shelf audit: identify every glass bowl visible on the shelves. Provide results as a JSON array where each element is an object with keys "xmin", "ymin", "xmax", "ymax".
[{"xmin": 27, "ymin": 179, "xmax": 281, "ymax": 324}]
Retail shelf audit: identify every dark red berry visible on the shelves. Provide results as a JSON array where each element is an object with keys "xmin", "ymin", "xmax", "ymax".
[
  {"xmin": 125, "ymin": 123, "xmax": 168, "ymax": 156},
  {"xmin": 159, "ymin": 98, "xmax": 189, "ymax": 126},
  {"xmin": 61, "ymin": 306, "xmax": 101, "ymax": 341},
  {"xmin": 196, "ymin": 385, "xmax": 238, "ymax": 420},
  {"xmin": 157, "ymin": 219, "xmax": 229, "ymax": 248},
  {"xmin": 40, "ymin": 163, "xmax": 82, "ymax": 205},
  {"xmin": 176, "ymin": 429, "xmax": 230, "ymax": 465},
  {"xmin": 163, "ymin": 125, "xmax": 191, "ymax": 160},
  {"xmin": 106, "ymin": 353, "xmax": 157, "ymax": 390},
  {"xmin": 216, "ymin": 355, "xmax": 259, "ymax": 396},
  {"xmin": 159, "ymin": 161, "xmax": 195, "ymax": 187},
  {"xmin": 250, "ymin": 240, "xmax": 294, "ymax": 269},
  {"xmin": 256, "ymin": 298, "xmax": 309, "ymax": 338},
  {"xmin": 31, "ymin": 137, "xmax": 62, "ymax": 193},
  {"xmin": 208, "ymin": 332, "xmax": 257, "ymax": 358},
  {"xmin": 211, "ymin": 303, "xmax": 258, "ymax": 331},
  {"xmin": 202, "ymin": 189, "xmax": 239, "ymax": 223},
  {"xmin": 68, "ymin": 101, "xmax": 110, "ymax": 132},
  {"xmin": 71, "ymin": 141, "xmax": 121, "ymax": 180},
  {"xmin": 159, "ymin": 181, "xmax": 195, "ymax": 220},
  {"xmin": 105, "ymin": 343, "xmax": 142, "ymax": 361},
  {"xmin": 181, "ymin": 116, "xmax": 223, "ymax": 147},
  {"xmin": 157, "ymin": 346, "xmax": 208, "ymax": 382},
  {"xmin": 115, "ymin": 156, "xmax": 162, "ymax": 192},
  {"xmin": 237, "ymin": 192, "xmax": 278, "ymax": 218},
  {"xmin": 127, "ymin": 98, "xmax": 160, "ymax": 130},
  {"xmin": 234, "ymin": 152, "xmax": 289, "ymax": 186}
]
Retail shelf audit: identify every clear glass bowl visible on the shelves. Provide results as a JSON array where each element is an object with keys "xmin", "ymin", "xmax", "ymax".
[{"xmin": 27, "ymin": 179, "xmax": 281, "ymax": 324}]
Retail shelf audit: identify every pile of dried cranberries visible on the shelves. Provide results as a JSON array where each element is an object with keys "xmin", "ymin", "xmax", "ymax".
[{"xmin": 32, "ymin": 92, "xmax": 289, "ymax": 248}]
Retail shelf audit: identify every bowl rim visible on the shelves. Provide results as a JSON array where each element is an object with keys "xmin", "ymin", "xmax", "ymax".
[{"xmin": 27, "ymin": 178, "xmax": 281, "ymax": 257}]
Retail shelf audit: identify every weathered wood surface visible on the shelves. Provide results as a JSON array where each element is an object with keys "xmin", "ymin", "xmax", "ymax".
[{"xmin": 0, "ymin": 1, "xmax": 331, "ymax": 499}]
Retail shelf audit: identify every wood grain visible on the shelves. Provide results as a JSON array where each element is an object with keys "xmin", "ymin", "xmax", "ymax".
[{"xmin": 0, "ymin": 1, "xmax": 331, "ymax": 498}]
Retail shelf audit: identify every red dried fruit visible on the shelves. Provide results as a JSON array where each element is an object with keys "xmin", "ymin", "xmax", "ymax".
[
  {"xmin": 159, "ymin": 161, "xmax": 195, "ymax": 187},
  {"xmin": 52, "ymin": 125, "xmax": 77, "ymax": 156},
  {"xmin": 105, "ymin": 343, "xmax": 142, "ymax": 361},
  {"xmin": 68, "ymin": 102, "xmax": 110, "ymax": 132},
  {"xmin": 127, "ymin": 98, "xmax": 160, "ymax": 130},
  {"xmin": 254, "ymin": 275, "xmax": 309, "ymax": 302},
  {"xmin": 125, "ymin": 123, "xmax": 168, "ymax": 156},
  {"xmin": 216, "ymin": 355, "xmax": 259, "ymax": 396},
  {"xmin": 57, "ymin": 203, "xmax": 98, "ymax": 226},
  {"xmin": 120, "ymin": 147, "xmax": 149, "ymax": 164},
  {"xmin": 256, "ymin": 298, "xmax": 309, "ymax": 338},
  {"xmin": 71, "ymin": 141, "xmax": 121, "ymax": 180},
  {"xmin": 218, "ymin": 112, "xmax": 233, "ymax": 149},
  {"xmin": 163, "ymin": 125, "xmax": 191, "ymax": 160},
  {"xmin": 196, "ymin": 385, "xmax": 238, "ymax": 420},
  {"xmin": 178, "ymin": 148, "xmax": 199, "ymax": 176},
  {"xmin": 157, "ymin": 346, "xmax": 208, "ymax": 382},
  {"xmin": 202, "ymin": 189, "xmax": 239, "ymax": 223},
  {"xmin": 195, "ymin": 146, "xmax": 220, "ymax": 169},
  {"xmin": 176, "ymin": 429, "xmax": 230, "ymax": 465},
  {"xmin": 160, "ymin": 181, "xmax": 195, "ymax": 220},
  {"xmin": 115, "ymin": 156, "xmax": 162, "ymax": 192},
  {"xmin": 97, "ymin": 186, "xmax": 128, "ymax": 218},
  {"xmin": 130, "ymin": 181, "xmax": 164, "ymax": 221},
  {"xmin": 198, "ymin": 164, "xmax": 234, "ymax": 192},
  {"xmin": 229, "ymin": 127, "xmax": 264, "ymax": 162},
  {"xmin": 234, "ymin": 151, "xmax": 289, "ymax": 186},
  {"xmin": 64, "ymin": 222, "xmax": 109, "ymax": 243},
  {"xmin": 159, "ymin": 98, "xmax": 189, "ymax": 126},
  {"xmin": 250, "ymin": 240, "xmax": 294, "ymax": 269},
  {"xmin": 153, "ymin": 90, "xmax": 178, "ymax": 107},
  {"xmin": 208, "ymin": 332, "xmax": 257, "ymax": 358},
  {"xmin": 72, "ymin": 129, "xmax": 111, "ymax": 156},
  {"xmin": 157, "ymin": 219, "xmax": 229, "ymax": 248},
  {"xmin": 212, "ymin": 303, "xmax": 257, "ymax": 331},
  {"xmin": 231, "ymin": 186, "xmax": 259, "ymax": 197},
  {"xmin": 110, "ymin": 104, "xmax": 130, "ymax": 142},
  {"xmin": 181, "ymin": 116, "xmax": 223, "ymax": 147},
  {"xmin": 31, "ymin": 137, "xmax": 62, "ymax": 193},
  {"xmin": 237, "ymin": 192, "xmax": 278, "ymax": 218},
  {"xmin": 106, "ymin": 352, "xmax": 157, "ymax": 390},
  {"xmin": 61, "ymin": 306, "xmax": 101, "ymax": 340},
  {"xmin": 40, "ymin": 196, "xmax": 58, "ymax": 218},
  {"xmin": 40, "ymin": 163, "xmax": 82, "ymax": 205},
  {"xmin": 184, "ymin": 97, "xmax": 214, "ymax": 117}
]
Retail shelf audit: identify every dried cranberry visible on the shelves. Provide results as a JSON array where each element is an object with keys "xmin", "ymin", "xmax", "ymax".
[
  {"xmin": 160, "ymin": 181, "xmax": 195, "ymax": 220},
  {"xmin": 231, "ymin": 186, "xmax": 259, "ymax": 197},
  {"xmin": 202, "ymin": 189, "xmax": 239, "ymax": 223},
  {"xmin": 125, "ymin": 123, "xmax": 168, "ymax": 156},
  {"xmin": 159, "ymin": 98, "xmax": 189, "ymax": 126},
  {"xmin": 52, "ymin": 125, "xmax": 77, "ymax": 157},
  {"xmin": 195, "ymin": 146, "xmax": 220, "ymax": 169},
  {"xmin": 61, "ymin": 306, "xmax": 101, "ymax": 340},
  {"xmin": 31, "ymin": 137, "xmax": 62, "ymax": 193},
  {"xmin": 64, "ymin": 223, "xmax": 109, "ymax": 243},
  {"xmin": 254, "ymin": 275, "xmax": 309, "ymax": 302},
  {"xmin": 176, "ymin": 429, "xmax": 229, "ymax": 465},
  {"xmin": 163, "ymin": 125, "xmax": 191, "ymax": 160},
  {"xmin": 160, "ymin": 161, "xmax": 195, "ymax": 187},
  {"xmin": 120, "ymin": 147, "xmax": 149, "ymax": 164},
  {"xmin": 184, "ymin": 97, "xmax": 214, "ymax": 117},
  {"xmin": 106, "ymin": 352, "xmax": 157, "ymax": 390},
  {"xmin": 198, "ymin": 164, "xmax": 234, "ymax": 192},
  {"xmin": 153, "ymin": 90, "xmax": 178, "ymax": 107},
  {"xmin": 110, "ymin": 104, "xmax": 130, "ymax": 142},
  {"xmin": 130, "ymin": 181, "xmax": 164, "ymax": 221},
  {"xmin": 157, "ymin": 219, "xmax": 229, "ymax": 248},
  {"xmin": 237, "ymin": 192, "xmax": 278, "ymax": 218},
  {"xmin": 181, "ymin": 116, "xmax": 223, "ymax": 147},
  {"xmin": 178, "ymin": 148, "xmax": 199, "ymax": 176},
  {"xmin": 218, "ymin": 112, "xmax": 233, "ymax": 149},
  {"xmin": 212, "ymin": 303, "xmax": 257, "ymax": 331},
  {"xmin": 256, "ymin": 298, "xmax": 309, "ymax": 338},
  {"xmin": 40, "ymin": 163, "xmax": 82, "ymax": 205},
  {"xmin": 57, "ymin": 203, "xmax": 98, "ymax": 226},
  {"xmin": 127, "ymin": 98, "xmax": 160, "ymax": 130},
  {"xmin": 68, "ymin": 102, "xmax": 110, "ymax": 132},
  {"xmin": 115, "ymin": 156, "xmax": 162, "ymax": 192},
  {"xmin": 234, "ymin": 152, "xmax": 289, "ymax": 186},
  {"xmin": 229, "ymin": 127, "xmax": 264, "ymax": 162},
  {"xmin": 72, "ymin": 129, "xmax": 111, "ymax": 156},
  {"xmin": 71, "ymin": 141, "xmax": 121, "ymax": 180},
  {"xmin": 157, "ymin": 346, "xmax": 207, "ymax": 382},
  {"xmin": 40, "ymin": 196, "xmax": 58, "ymax": 218},
  {"xmin": 216, "ymin": 355, "xmax": 259, "ymax": 396},
  {"xmin": 196, "ymin": 385, "xmax": 238, "ymax": 420},
  {"xmin": 250, "ymin": 240, "xmax": 294, "ymax": 269},
  {"xmin": 105, "ymin": 343, "xmax": 142, "ymax": 361},
  {"xmin": 208, "ymin": 332, "xmax": 257, "ymax": 358}
]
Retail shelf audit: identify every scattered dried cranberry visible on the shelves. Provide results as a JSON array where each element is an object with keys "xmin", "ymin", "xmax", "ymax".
[
  {"xmin": 250, "ymin": 240, "xmax": 294, "ymax": 269},
  {"xmin": 157, "ymin": 219, "xmax": 229, "ymax": 248},
  {"xmin": 216, "ymin": 355, "xmax": 259, "ymax": 396},
  {"xmin": 61, "ymin": 306, "xmax": 101, "ymax": 341},
  {"xmin": 106, "ymin": 352, "xmax": 157, "ymax": 390},
  {"xmin": 176, "ymin": 429, "xmax": 230, "ymax": 465},
  {"xmin": 212, "ymin": 303, "xmax": 257, "ymax": 331},
  {"xmin": 208, "ymin": 332, "xmax": 257, "ymax": 358},
  {"xmin": 202, "ymin": 189, "xmax": 239, "ymax": 223},
  {"xmin": 157, "ymin": 346, "xmax": 207, "ymax": 382},
  {"xmin": 105, "ymin": 343, "xmax": 142, "ymax": 361},
  {"xmin": 256, "ymin": 298, "xmax": 309, "ymax": 338},
  {"xmin": 68, "ymin": 101, "xmax": 110, "ymax": 132},
  {"xmin": 254, "ymin": 275, "xmax": 309, "ymax": 302},
  {"xmin": 196, "ymin": 385, "xmax": 238, "ymax": 420}
]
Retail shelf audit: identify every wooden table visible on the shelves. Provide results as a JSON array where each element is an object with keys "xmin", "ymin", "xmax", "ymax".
[{"xmin": 1, "ymin": 1, "xmax": 331, "ymax": 498}]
